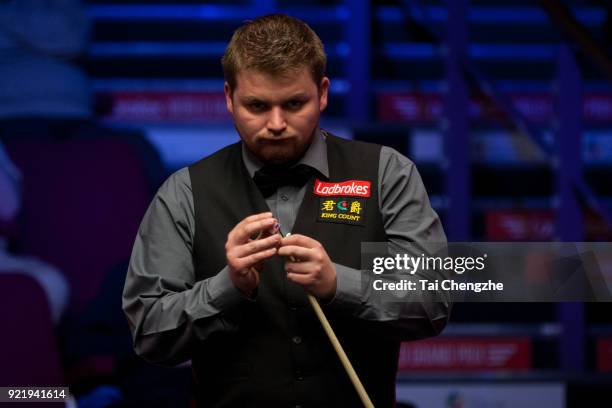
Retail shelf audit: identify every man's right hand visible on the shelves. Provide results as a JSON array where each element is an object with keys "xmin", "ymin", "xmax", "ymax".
[{"xmin": 225, "ymin": 212, "xmax": 281, "ymax": 296}]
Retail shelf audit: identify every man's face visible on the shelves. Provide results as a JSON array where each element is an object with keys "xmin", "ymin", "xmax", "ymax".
[{"xmin": 225, "ymin": 67, "xmax": 329, "ymax": 165}]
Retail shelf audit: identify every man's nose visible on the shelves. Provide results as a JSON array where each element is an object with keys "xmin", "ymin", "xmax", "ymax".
[{"xmin": 267, "ymin": 107, "xmax": 287, "ymax": 134}]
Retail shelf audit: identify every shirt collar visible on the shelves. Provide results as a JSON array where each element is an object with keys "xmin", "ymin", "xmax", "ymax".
[{"xmin": 242, "ymin": 127, "xmax": 329, "ymax": 179}]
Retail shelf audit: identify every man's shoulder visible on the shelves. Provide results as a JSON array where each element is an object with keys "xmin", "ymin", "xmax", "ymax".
[
  {"xmin": 323, "ymin": 132, "xmax": 386, "ymax": 163},
  {"xmin": 379, "ymin": 145, "xmax": 415, "ymax": 169},
  {"xmin": 157, "ymin": 167, "xmax": 192, "ymax": 199},
  {"xmin": 324, "ymin": 131, "xmax": 381, "ymax": 151},
  {"xmin": 323, "ymin": 131, "xmax": 414, "ymax": 168}
]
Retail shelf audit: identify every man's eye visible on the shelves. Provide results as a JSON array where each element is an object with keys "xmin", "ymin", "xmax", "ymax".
[
  {"xmin": 286, "ymin": 100, "xmax": 305, "ymax": 110},
  {"xmin": 248, "ymin": 102, "xmax": 267, "ymax": 111}
]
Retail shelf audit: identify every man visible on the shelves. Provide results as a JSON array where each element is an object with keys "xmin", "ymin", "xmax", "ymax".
[{"xmin": 123, "ymin": 14, "xmax": 449, "ymax": 408}]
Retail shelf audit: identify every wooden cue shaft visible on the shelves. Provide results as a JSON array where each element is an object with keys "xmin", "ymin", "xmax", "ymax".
[
  {"xmin": 305, "ymin": 292, "xmax": 375, "ymax": 408},
  {"xmin": 282, "ymin": 233, "xmax": 374, "ymax": 408}
]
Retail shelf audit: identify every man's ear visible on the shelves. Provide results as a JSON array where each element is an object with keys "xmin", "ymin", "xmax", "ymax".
[
  {"xmin": 224, "ymin": 82, "xmax": 234, "ymax": 114},
  {"xmin": 318, "ymin": 77, "xmax": 330, "ymax": 112}
]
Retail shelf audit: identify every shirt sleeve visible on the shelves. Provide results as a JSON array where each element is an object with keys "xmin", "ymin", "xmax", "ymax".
[
  {"xmin": 329, "ymin": 146, "xmax": 451, "ymax": 341},
  {"xmin": 122, "ymin": 168, "xmax": 245, "ymax": 366}
]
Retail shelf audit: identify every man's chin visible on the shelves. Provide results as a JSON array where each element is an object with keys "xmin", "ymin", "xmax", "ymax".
[
  {"xmin": 261, "ymin": 153, "xmax": 295, "ymax": 166},
  {"xmin": 258, "ymin": 147, "xmax": 301, "ymax": 166}
]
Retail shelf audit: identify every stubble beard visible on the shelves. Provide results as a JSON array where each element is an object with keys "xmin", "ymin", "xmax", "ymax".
[{"xmin": 241, "ymin": 128, "xmax": 317, "ymax": 166}]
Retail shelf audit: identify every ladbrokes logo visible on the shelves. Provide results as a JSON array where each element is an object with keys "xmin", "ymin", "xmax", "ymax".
[{"xmin": 313, "ymin": 179, "xmax": 371, "ymax": 197}]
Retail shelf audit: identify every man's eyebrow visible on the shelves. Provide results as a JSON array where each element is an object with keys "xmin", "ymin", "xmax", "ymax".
[
  {"xmin": 240, "ymin": 96, "xmax": 267, "ymax": 104},
  {"xmin": 285, "ymin": 93, "xmax": 309, "ymax": 100},
  {"xmin": 240, "ymin": 93, "xmax": 310, "ymax": 104}
]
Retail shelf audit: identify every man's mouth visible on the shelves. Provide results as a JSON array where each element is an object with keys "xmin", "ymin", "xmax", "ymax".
[{"xmin": 260, "ymin": 136, "xmax": 294, "ymax": 143}]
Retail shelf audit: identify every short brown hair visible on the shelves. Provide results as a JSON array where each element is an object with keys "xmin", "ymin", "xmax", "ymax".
[{"xmin": 222, "ymin": 14, "xmax": 327, "ymax": 90}]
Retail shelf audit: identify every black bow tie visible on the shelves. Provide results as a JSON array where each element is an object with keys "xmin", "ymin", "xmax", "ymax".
[{"xmin": 253, "ymin": 164, "xmax": 317, "ymax": 197}]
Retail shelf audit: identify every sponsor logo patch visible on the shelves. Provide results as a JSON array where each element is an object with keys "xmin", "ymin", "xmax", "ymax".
[
  {"xmin": 317, "ymin": 197, "xmax": 366, "ymax": 226},
  {"xmin": 313, "ymin": 179, "xmax": 371, "ymax": 198}
]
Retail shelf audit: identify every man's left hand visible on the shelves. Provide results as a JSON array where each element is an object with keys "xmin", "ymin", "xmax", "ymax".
[{"xmin": 278, "ymin": 234, "xmax": 337, "ymax": 301}]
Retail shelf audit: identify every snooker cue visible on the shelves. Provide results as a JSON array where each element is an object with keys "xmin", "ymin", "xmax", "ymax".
[{"xmin": 285, "ymin": 233, "xmax": 375, "ymax": 408}]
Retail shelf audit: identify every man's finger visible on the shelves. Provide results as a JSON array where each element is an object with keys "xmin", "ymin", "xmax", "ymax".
[
  {"xmin": 258, "ymin": 220, "xmax": 281, "ymax": 239},
  {"xmin": 233, "ymin": 234, "xmax": 281, "ymax": 258},
  {"xmin": 281, "ymin": 234, "xmax": 321, "ymax": 249},
  {"xmin": 234, "ymin": 247, "xmax": 277, "ymax": 270},
  {"xmin": 227, "ymin": 212, "xmax": 273, "ymax": 241},
  {"xmin": 285, "ymin": 260, "xmax": 317, "ymax": 275},
  {"xmin": 230, "ymin": 217, "xmax": 277, "ymax": 244},
  {"xmin": 242, "ymin": 212, "xmax": 274, "ymax": 224},
  {"xmin": 277, "ymin": 244, "xmax": 312, "ymax": 261},
  {"xmin": 286, "ymin": 272, "xmax": 316, "ymax": 287}
]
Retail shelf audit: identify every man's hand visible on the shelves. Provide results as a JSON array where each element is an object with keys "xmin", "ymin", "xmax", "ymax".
[
  {"xmin": 226, "ymin": 212, "xmax": 281, "ymax": 296},
  {"xmin": 278, "ymin": 234, "xmax": 337, "ymax": 301}
]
